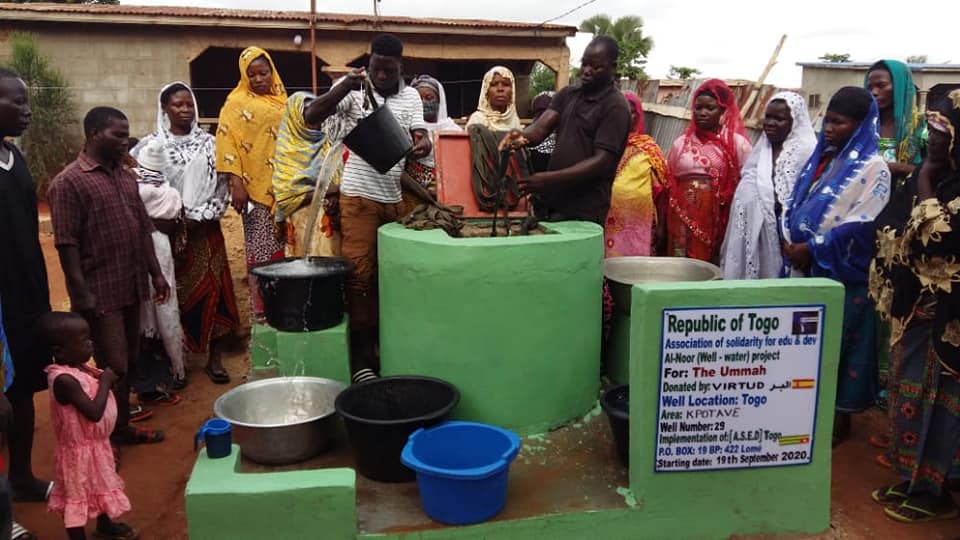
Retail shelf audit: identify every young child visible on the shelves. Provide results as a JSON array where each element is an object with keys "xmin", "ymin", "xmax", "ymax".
[{"xmin": 40, "ymin": 312, "xmax": 138, "ymax": 540}]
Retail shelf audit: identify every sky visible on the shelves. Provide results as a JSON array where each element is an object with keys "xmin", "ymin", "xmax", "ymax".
[{"xmin": 129, "ymin": 0, "xmax": 958, "ymax": 87}]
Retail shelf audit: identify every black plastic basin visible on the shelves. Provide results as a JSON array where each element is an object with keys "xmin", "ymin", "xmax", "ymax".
[
  {"xmin": 600, "ymin": 385, "xmax": 629, "ymax": 467},
  {"xmin": 335, "ymin": 376, "xmax": 460, "ymax": 482},
  {"xmin": 249, "ymin": 257, "xmax": 353, "ymax": 332}
]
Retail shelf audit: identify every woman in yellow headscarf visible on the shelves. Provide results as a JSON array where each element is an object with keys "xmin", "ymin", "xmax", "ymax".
[{"xmin": 215, "ymin": 46, "xmax": 287, "ymax": 318}]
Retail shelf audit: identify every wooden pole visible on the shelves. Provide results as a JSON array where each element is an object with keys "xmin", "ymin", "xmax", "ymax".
[
  {"xmin": 310, "ymin": 0, "xmax": 317, "ymax": 95},
  {"xmin": 741, "ymin": 34, "xmax": 787, "ymax": 119}
]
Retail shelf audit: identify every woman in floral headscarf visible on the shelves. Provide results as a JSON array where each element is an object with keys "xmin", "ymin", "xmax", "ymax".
[
  {"xmin": 215, "ymin": 46, "xmax": 287, "ymax": 319},
  {"xmin": 869, "ymin": 91, "xmax": 960, "ymax": 523},
  {"xmin": 665, "ymin": 79, "xmax": 752, "ymax": 262},
  {"xmin": 720, "ymin": 91, "xmax": 816, "ymax": 278}
]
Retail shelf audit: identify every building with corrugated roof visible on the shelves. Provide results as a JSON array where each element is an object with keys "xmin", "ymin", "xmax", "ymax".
[{"xmin": 0, "ymin": 3, "xmax": 575, "ymax": 138}]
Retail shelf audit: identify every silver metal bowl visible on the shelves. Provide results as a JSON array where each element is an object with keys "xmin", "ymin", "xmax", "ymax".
[
  {"xmin": 213, "ymin": 376, "xmax": 346, "ymax": 465},
  {"xmin": 604, "ymin": 256, "xmax": 721, "ymax": 314}
]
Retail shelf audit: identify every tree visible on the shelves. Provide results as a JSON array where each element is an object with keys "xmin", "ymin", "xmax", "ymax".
[
  {"xmin": 818, "ymin": 53, "xmax": 851, "ymax": 63},
  {"xmin": 579, "ymin": 14, "xmax": 653, "ymax": 81},
  {"xmin": 528, "ymin": 62, "xmax": 557, "ymax": 100},
  {"xmin": 2, "ymin": 32, "xmax": 78, "ymax": 194},
  {"xmin": 667, "ymin": 65, "xmax": 701, "ymax": 80},
  {"xmin": 905, "ymin": 55, "xmax": 928, "ymax": 64}
]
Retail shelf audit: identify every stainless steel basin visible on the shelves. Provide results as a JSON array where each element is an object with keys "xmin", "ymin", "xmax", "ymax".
[
  {"xmin": 604, "ymin": 256, "xmax": 721, "ymax": 314},
  {"xmin": 213, "ymin": 376, "xmax": 346, "ymax": 465}
]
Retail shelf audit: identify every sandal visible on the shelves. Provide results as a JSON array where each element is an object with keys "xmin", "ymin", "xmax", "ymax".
[
  {"xmin": 204, "ymin": 365, "xmax": 230, "ymax": 385},
  {"xmin": 11, "ymin": 479, "xmax": 53, "ymax": 502},
  {"xmin": 111, "ymin": 426, "xmax": 165, "ymax": 446},
  {"xmin": 129, "ymin": 405, "xmax": 153, "ymax": 423},
  {"xmin": 12, "ymin": 522, "xmax": 37, "ymax": 540},
  {"xmin": 883, "ymin": 494, "xmax": 959, "ymax": 523},
  {"xmin": 138, "ymin": 390, "xmax": 182, "ymax": 406},
  {"xmin": 869, "ymin": 433, "xmax": 890, "ymax": 449},
  {"xmin": 875, "ymin": 453, "xmax": 892, "ymax": 469},
  {"xmin": 871, "ymin": 481, "xmax": 909, "ymax": 505},
  {"xmin": 93, "ymin": 521, "xmax": 139, "ymax": 540}
]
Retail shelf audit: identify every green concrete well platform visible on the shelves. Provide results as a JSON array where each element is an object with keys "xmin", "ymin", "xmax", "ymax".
[
  {"xmin": 378, "ymin": 221, "xmax": 604, "ymax": 435},
  {"xmin": 187, "ymin": 273, "xmax": 841, "ymax": 539},
  {"xmin": 249, "ymin": 320, "xmax": 350, "ymax": 384}
]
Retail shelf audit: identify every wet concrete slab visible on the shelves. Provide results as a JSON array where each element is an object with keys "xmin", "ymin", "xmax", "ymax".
[{"xmin": 240, "ymin": 406, "xmax": 631, "ymax": 534}]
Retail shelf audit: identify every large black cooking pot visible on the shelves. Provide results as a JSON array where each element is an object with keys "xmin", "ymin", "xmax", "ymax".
[{"xmin": 249, "ymin": 257, "xmax": 354, "ymax": 332}]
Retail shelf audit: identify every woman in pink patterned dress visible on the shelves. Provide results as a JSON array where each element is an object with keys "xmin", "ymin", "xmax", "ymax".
[{"xmin": 41, "ymin": 312, "xmax": 138, "ymax": 540}]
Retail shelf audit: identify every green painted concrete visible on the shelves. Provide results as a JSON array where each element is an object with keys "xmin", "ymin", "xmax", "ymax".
[
  {"xmin": 378, "ymin": 221, "xmax": 603, "ymax": 435},
  {"xmin": 185, "ymin": 444, "xmax": 356, "ymax": 540},
  {"xmin": 605, "ymin": 314, "xmax": 631, "ymax": 385},
  {"xmin": 249, "ymin": 320, "xmax": 350, "ymax": 384},
  {"xmin": 628, "ymin": 278, "xmax": 843, "ymax": 538}
]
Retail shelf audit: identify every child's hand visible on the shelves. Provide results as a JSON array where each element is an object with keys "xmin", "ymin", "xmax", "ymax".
[{"xmin": 100, "ymin": 367, "xmax": 119, "ymax": 387}]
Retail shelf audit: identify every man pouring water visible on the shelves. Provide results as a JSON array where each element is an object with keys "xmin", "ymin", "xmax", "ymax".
[{"xmin": 304, "ymin": 33, "xmax": 431, "ymax": 384}]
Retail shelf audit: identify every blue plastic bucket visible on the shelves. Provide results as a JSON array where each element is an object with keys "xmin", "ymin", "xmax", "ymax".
[{"xmin": 401, "ymin": 421, "xmax": 521, "ymax": 525}]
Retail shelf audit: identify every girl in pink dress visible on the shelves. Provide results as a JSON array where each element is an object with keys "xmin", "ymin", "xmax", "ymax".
[{"xmin": 41, "ymin": 312, "xmax": 138, "ymax": 540}]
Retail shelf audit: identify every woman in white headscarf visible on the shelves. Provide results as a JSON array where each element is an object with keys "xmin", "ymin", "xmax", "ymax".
[
  {"xmin": 400, "ymin": 75, "xmax": 462, "ymax": 213},
  {"xmin": 720, "ymin": 91, "xmax": 816, "ymax": 279},
  {"xmin": 467, "ymin": 66, "xmax": 521, "ymax": 131},
  {"xmin": 134, "ymin": 81, "xmax": 240, "ymax": 386}
]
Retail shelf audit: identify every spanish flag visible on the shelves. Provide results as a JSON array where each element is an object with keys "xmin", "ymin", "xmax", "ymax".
[
  {"xmin": 792, "ymin": 379, "xmax": 815, "ymax": 389},
  {"xmin": 779, "ymin": 434, "xmax": 810, "ymax": 446}
]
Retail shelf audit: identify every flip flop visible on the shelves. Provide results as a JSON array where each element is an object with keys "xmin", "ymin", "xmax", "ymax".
[
  {"xmin": 12, "ymin": 522, "xmax": 37, "ymax": 540},
  {"xmin": 204, "ymin": 365, "xmax": 230, "ymax": 385},
  {"xmin": 138, "ymin": 390, "xmax": 182, "ymax": 406},
  {"xmin": 129, "ymin": 405, "xmax": 153, "ymax": 423},
  {"xmin": 93, "ymin": 521, "xmax": 139, "ymax": 540},
  {"xmin": 869, "ymin": 433, "xmax": 891, "ymax": 449},
  {"xmin": 111, "ymin": 426, "xmax": 164, "ymax": 446},
  {"xmin": 871, "ymin": 482, "xmax": 909, "ymax": 505},
  {"xmin": 875, "ymin": 453, "xmax": 892, "ymax": 469},
  {"xmin": 11, "ymin": 479, "xmax": 53, "ymax": 503},
  {"xmin": 883, "ymin": 497, "xmax": 960, "ymax": 523}
]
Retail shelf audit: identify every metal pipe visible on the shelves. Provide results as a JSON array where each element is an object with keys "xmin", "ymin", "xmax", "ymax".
[{"xmin": 310, "ymin": 0, "xmax": 317, "ymax": 95}]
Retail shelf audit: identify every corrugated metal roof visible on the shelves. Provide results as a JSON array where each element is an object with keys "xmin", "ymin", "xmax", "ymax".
[
  {"xmin": 797, "ymin": 61, "xmax": 960, "ymax": 71},
  {"xmin": 0, "ymin": 3, "xmax": 577, "ymax": 34}
]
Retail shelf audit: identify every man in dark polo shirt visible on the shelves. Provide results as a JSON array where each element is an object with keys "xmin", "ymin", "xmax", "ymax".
[
  {"xmin": 505, "ymin": 36, "xmax": 631, "ymax": 224},
  {"xmin": 48, "ymin": 106, "xmax": 169, "ymax": 446}
]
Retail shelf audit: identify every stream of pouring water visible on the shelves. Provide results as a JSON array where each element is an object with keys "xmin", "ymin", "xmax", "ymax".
[{"xmin": 301, "ymin": 142, "xmax": 346, "ymax": 263}]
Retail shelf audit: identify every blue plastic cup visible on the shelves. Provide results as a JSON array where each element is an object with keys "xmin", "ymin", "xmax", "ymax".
[{"xmin": 195, "ymin": 418, "xmax": 232, "ymax": 459}]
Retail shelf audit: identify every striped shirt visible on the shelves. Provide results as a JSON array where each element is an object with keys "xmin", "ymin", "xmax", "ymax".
[{"xmin": 337, "ymin": 84, "xmax": 426, "ymax": 203}]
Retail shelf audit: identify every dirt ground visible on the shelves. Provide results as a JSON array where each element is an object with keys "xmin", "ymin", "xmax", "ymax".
[{"xmin": 11, "ymin": 207, "xmax": 960, "ymax": 539}]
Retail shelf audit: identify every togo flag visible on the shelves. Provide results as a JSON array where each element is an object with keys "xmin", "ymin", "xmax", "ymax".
[
  {"xmin": 792, "ymin": 379, "xmax": 815, "ymax": 389},
  {"xmin": 779, "ymin": 434, "xmax": 810, "ymax": 446}
]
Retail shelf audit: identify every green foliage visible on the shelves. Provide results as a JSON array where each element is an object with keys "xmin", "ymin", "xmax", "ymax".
[
  {"xmin": 818, "ymin": 53, "xmax": 851, "ymax": 63},
  {"xmin": 569, "ymin": 66, "xmax": 581, "ymax": 85},
  {"xmin": 528, "ymin": 62, "xmax": 557, "ymax": 101},
  {"xmin": 668, "ymin": 65, "xmax": 701, "ymax": 80},
  {"xmin": 579, "ymin": 14, "xmax": 653, "ymax": 81},
  {"xmin": 2, "ymin": 32, "xmax": 78, "ymax": 193}
]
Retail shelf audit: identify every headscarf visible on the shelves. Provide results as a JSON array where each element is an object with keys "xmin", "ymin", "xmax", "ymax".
[
  {"xmin": 272, "ymin": 92, "xmax": 344, "ymax": 222},
  {"xmin": 215, "ymin": 47, "xmax": 288, "ymax": 207},
  {"xmin": 720, "ymin": 92, "xmax": 816, "ymax": 279},
  {"xmin": 681, "ymin": 79, "xmax": 749, "ymax": 206},
  {"xmin": 783, "ymin": 87, "xmax": 890, "ymax": 283},
  {"xmin": 623, "ymin": 91, "xmax": 646, "ymax": 135},
  {"xmin": 133, "ymin": 81, "xmax": 228, "ymax": 222},
  {"xmin": 411, "ymin": 75, "xmax": 461, "ymax": 133},
  {"xmin": 466, "ymin": 66, "xmax": 521, "ymax": 131},
  {"xmin": 864, "ymin": 60, "xmax": 924, "ymax": 164}
]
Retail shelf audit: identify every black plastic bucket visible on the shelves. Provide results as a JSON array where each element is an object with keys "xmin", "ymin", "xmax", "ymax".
[
  {"xmin": 249, "ymin": 257, "xmax": 353, "ymax": 332},
  {"xmin": 600, "ymin": 385, "xmax": 629, "ymax": 467},
  {"xmin": 343, "ymin": 81, "xmax": 413, "ymax": 174},
  {"xmin": 335, "ymin": 376, "xmax": 460, "ymax": 482}
]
